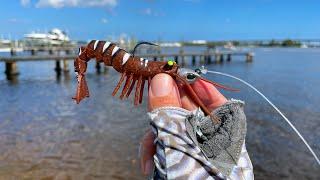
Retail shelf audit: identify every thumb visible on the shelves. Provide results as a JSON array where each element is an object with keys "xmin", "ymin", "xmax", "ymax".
[
  {"xmin": 142, "ymin": 73, "xmax": 181, "ymax": 175},
  {"xmin": 148, "ymin": 73, "xmax": 181, "ymax": 111}
]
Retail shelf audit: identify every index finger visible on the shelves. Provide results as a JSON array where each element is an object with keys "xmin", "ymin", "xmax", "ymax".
[{"xmin": 178, "ymin": 79, "xmax": 227, "ymax": 112}]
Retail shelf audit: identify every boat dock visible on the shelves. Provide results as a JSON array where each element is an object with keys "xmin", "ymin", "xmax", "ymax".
[{"xmin": 0, "ymin": 48, "xmax": 254, "ymax": 81}]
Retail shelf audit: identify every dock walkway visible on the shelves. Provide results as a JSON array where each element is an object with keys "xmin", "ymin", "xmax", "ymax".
[{"xmin": 0, "ymin": 48, "xmax": 254, "ymax": 81}]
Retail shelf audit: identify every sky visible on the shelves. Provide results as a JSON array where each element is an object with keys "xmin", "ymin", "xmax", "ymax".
[{"xmin": 0, "ymin": 0, "xmax": 319, "ymax": 41}]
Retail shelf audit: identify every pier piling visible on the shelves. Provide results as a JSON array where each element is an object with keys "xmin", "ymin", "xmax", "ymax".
[
  {"xmin": 10, "ymin": 48, "xmax": 17, "ymax": 56},
  {"xmin": 200, "ymin": 55, "xmax": 205, "ymax": 65},
  {"xmin": 215, "ymin": 53, "xmax": 221, "ymax": 63},
  {"xmin": 5, "ymin": 48, "xmax": 19, "ymax": 80},
  {"xmin": 179, "ymin": 49, "xmax": 185, "ymax": 66},
  {"xmin": 55, "ymin": 60, "xmax": 62, "ymax": 76},
  {"xmin": 220, "ymin": 54, "xmax": 224, "ymax": 62},
  {"xmin": 192, "ymin": 55, "xmax": 196, "ymax": 66},
  {"xmin": 5, "ymin": 61, "xmax": 19, "ymax": 80},
  {"xmin": 96, "ymin": 62, "xmax": 101, "ymax": 74},
  {"xmin": 31, "ymin": 49, "xmax": 36, "ymax": 56},
  {"xmin": 63, "ymin": 60, "xmax": 69, "ymax": 72},
  {"xmin": 174, "ymin": 55, "xmax": 179, "ymax": 64},
  {"xmin": 227, "ymin": 54, "xmax": 231, "ymax": 62},
  {"xmin": 63, "ymin": 50, "xmax": 70, "ymax": 72},
  {"xmin": 246, "ymin": 53, "xmax": 253, "ymax": 62},
  {"xmin": 207, "ymin": 55, "xmax": 212, "ymax": 64}
]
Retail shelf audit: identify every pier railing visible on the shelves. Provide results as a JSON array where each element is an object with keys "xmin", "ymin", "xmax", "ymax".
[{"xmin": 0, "ymin": 48, "xmax": 253, "ymax": 81}]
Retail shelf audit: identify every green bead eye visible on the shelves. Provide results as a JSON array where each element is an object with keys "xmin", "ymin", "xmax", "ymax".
[{"xmin": 167, "ymin": 60, "xmax": 174, "ymax": 66}]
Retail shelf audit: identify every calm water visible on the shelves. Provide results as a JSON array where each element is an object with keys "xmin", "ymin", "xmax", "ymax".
[{"xmin": 0, "ymin": 48, "xmax": 319, "ymax": 179}]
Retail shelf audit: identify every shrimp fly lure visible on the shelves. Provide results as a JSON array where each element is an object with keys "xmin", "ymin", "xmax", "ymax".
[{"xmin": 73, "ymin": 40, "xmax": 237, "ymax": 123}]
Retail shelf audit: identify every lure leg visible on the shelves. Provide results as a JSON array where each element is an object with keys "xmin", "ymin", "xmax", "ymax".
[
  {"xmin": 139, "ymin": 78, "xmax": 146, "ymax": 104},
  {"xmin": 176, "ymin": 75, "xmax": 220, "ymax": 124},
  {"xmin": 134, "ymin": 76, "xmax": 143, "ymax": 106},
  {"xmin": 82, "ymin": 76, "xmax": 90, "ymax": 97},
  {"xmin": 199, "ymin": 77, "xmax": 239, "ymax": 92},
  {"xmin": 112, "ymin": 72, "xmax": 126, "ymax": 96},
  {"xmin": 120, "ymin": 74, "xmax": 133, "ymax": 99},
  {"xmin": 126, "ymin": 77, "xmax": 137, "ymax": 98}
]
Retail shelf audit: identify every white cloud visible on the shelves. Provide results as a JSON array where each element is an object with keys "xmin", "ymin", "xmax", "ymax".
[
  {"xmin": 141, "ymin": 8, "xmax": 165, "ymax": 17},
  {"xmin": 8, "ymin": 18, "xmax": 19, "ymax": 23},
  {"xmin": 143, "ymin": 8, "xmax": 152, "ymax": 15},
  {"xmin": 35, "ymin": 0, "xmax": 117, "ymax": 8},
  {"xmin": 21, "ymin": 0, "xmax": 31, "ymax": 6},
  {"xmin": 7, "ymin": 18, "xmax": 29, "ymax": 24},
  {"xmin": 101, "ymin": 18, "xmax": 108, "ymax": 24}
]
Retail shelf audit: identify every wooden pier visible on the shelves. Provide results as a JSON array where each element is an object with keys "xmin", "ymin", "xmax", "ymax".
[{"xmin": 0, "ymin": 48, "xmax": 253, "ymax": 80}]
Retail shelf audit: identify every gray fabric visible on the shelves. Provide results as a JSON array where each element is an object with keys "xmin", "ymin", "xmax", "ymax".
[
  {"xmin": 186, "ymin": 99, "xmax": 247, "ymax": 176},
  {"xmin": 148, "ymin": 107, "xmax": 225, "ymax": 180}
]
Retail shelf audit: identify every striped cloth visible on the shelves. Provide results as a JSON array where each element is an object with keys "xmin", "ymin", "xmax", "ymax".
[{"xmin": 148, "ymin": 100, "xmax": 254, "ymax": 180}]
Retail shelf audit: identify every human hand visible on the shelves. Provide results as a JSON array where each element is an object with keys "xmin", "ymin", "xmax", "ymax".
[{"xmin": 139, "ymin": 73, "xmax": 227, "ymax": 175}]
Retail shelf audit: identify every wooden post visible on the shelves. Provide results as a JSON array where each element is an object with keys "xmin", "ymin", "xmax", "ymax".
[
  {"xmin": 207, "ymin": 55, "xmax": 212, "ymax": 64},
  {"xmin": 220, "ymin": 54, "xmax": 224, "ymax": 62},
  {"xmin": 10, "ymin": 48, "xmax": 17, "ymax": 56},
  {"xmin": 205, "ymin": 48, "xmax": 211, "ymax": 64},
  {"xmin": 96, "ymin": 61, "xmax": 101, "ymax": 74},
  {"xmin": 200, "ymin": 55, "xmax": 205, "ymax": 65},
  {"xmin": 5, "ymin": 48, "xmax": 19, "ymax": 80},
  {"xmin": 227, "ymin": 54, "xmax": 232, "ymax": 62},
  {"xmin": 192, "ymin": 55, "xmax": 196, "ymax": 66},
  {"xmin": 157, "ymin": 46, "xmax": 161, "ymax": 61},
  {"xmin": 181, "ymin": 56, "xmax": 185, "ymax": 66},
  {"xmin": 215, "ymin": 53, "xmax": 221, "ymax": 63},
  {"xmin": 55, "ymin": 60, "xmax": 62, "ymax": 76},
  {"xmin": 179, "ymin": 49, "xmax": 185, "ymax": 66},
  {"xmin": 5, "ymin": 61, "xmax": 19, "ymax": 80},
  {"xmin": 63, "ymin": 60, "xmax": 69, "ymax": 72},
  {"xmin": 63, "ymin": 50, "xmax": 70, "ymax": 72},
  {"xmin": 246, "ymin": 53, "xmax": 253, "ymax": 62},
  {"xmin": 174, "ymin": 55, "xmax": 179, "ymax": 64},
  {"xmin": 31, "ymin": 49, "xmax": 36, "ymax": 56}
]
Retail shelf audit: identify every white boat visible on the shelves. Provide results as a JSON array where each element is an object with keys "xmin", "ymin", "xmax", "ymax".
[
  {"xmin": 0, "ymin": 39, "xmax": 11, "ymax": 45},
  {"xmin": 300, "ymin": 44, "xmax": 308, "ymax": 48},
  {"xmin": 0, "ymin": 39, "xmax": 23, "ymax": 52},
  {"xmin": 24, "ymin": 28, "xmax": 70, "ymax": 46},
  {"xmin": 159, "ymin": 42, "xmax": 182, "ymax": 47},
  {"xmin": 224, "ymin": 42, "xmax": 237, "ymax": 51}
]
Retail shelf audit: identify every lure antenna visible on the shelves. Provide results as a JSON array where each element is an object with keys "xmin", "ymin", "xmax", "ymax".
[
  {"xmin": 205, "ymin": 69, "xmax": 320, "ymax": 166},
  {"xmin": 132, "ymin": 41, "xmax": 159, "ymax": 57}
]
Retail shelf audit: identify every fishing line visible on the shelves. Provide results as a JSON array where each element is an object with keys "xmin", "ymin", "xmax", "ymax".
[{"xmin": 205, "ymin": 70, "xmax": 320, "ymax": 166}]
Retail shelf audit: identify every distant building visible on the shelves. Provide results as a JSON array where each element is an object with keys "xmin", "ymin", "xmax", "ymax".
[{"xmin": 191, "ymin": 40, "xmax": 207, "ymax": 44}]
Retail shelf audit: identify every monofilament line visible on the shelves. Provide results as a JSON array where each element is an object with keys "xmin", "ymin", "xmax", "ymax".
[{"xmin": 207, "ymin": 70, "xmax": 320, "ymax": 166}]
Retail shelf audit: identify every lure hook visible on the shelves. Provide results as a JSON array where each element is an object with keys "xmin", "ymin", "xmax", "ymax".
[{"xmin": 132, "ymin": 41, "xmax": 159, "ymax": 57}]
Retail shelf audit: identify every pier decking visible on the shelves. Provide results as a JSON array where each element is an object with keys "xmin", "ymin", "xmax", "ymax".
[{"xmin": 0, "ymin": 48, "xmax": 253, "ymax": 80}]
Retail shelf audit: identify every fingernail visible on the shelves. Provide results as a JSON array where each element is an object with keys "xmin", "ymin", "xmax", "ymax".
[
  {"xmin": 151, "ymin": 74, "xmax": 174, "ymax": 97},
  {"xmin": 144, "ymin": 159, "xmax": 153, "ymax": 175}
]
